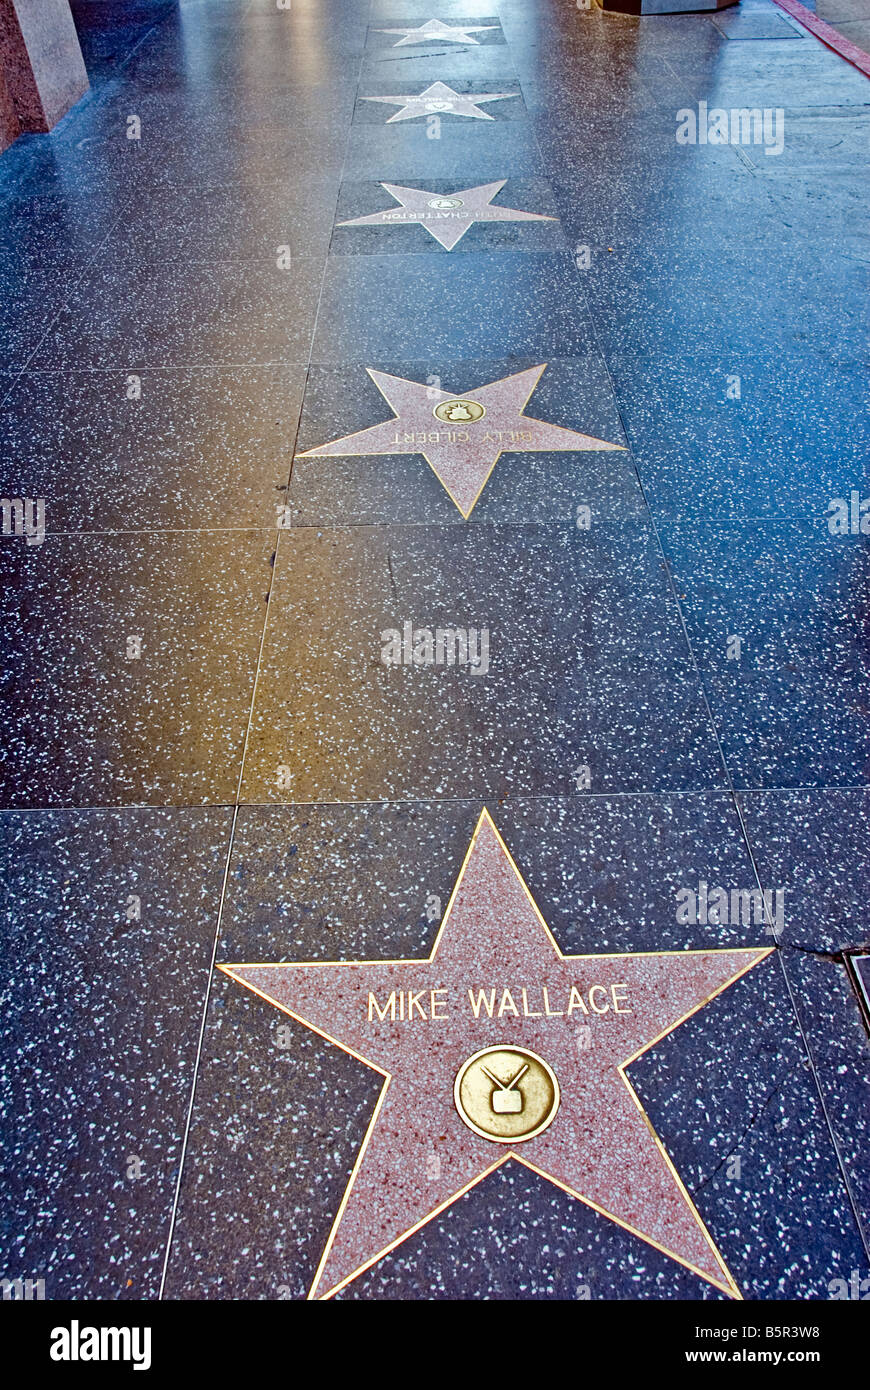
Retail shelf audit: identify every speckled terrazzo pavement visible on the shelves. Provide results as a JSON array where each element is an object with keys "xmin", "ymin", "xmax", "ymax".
[
  {"xmin": 0, "ymin": 808, "xmax": 231, "ymax": 1299},
  {"xmin": 0, "ymin": 0, "xmax": 867, "ymax": 1306}
]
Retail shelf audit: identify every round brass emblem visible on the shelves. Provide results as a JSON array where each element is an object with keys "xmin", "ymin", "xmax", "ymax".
[
  {"xmin": 454, "ymin": 1045, "xmax": 560, "ymax": 1143},
  {"xmin": 427, "ymin": 196, "xmax": 464, "ymax": 210},
  {"xmin": 433, "ymin": 398, "xmax": 486, "ymax": 424}
]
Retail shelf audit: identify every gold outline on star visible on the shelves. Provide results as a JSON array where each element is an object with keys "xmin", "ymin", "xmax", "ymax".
[
  {"xmin": 298, "ymin": 365, "xmax": 626, "ymax": 519},
  {"xmin": 220, "ymin": 809, "xmax": 773, "ymax": 1301}
]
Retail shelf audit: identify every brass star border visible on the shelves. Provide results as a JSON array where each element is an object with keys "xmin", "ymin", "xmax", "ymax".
[{"xmin": 220, "ymin": 810, "xmax": 773, "ymax": 1301}]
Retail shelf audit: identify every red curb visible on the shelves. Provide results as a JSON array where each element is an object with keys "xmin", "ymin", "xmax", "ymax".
[{"xmin": 769, "ymin": 0, "xmax": 870, "ymax": 78}]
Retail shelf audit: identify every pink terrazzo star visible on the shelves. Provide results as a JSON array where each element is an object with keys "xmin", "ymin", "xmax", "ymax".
[
  {"xmin": 338, "ymin": 180, "xmax": 555, "ymax": 250},
  {"xmin": 221, "ymin": 809, "xmax": 772, "ymax": 1300},
  {"xmin": 297, "ymin": 364, "xmax": 625, "ymax": 517},
  {"xmin": 360, "ymin": 82, "xmax": 516, "ymax": 124},
  {"xmin": 375, "ymin": 19, "xmax": 500, "ymax": 46}
]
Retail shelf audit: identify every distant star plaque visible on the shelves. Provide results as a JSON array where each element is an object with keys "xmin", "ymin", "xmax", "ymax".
[
  {"xmin": 337, "ymin": 179, "xmax": 556, "ymax": 251},
  {"xmin": 360, "ymin": 82, "xmax": 516, "ymax": 124},
  {"xmin": 374, "ymin": 19, "xmax": 500, "ymax": 46}
]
